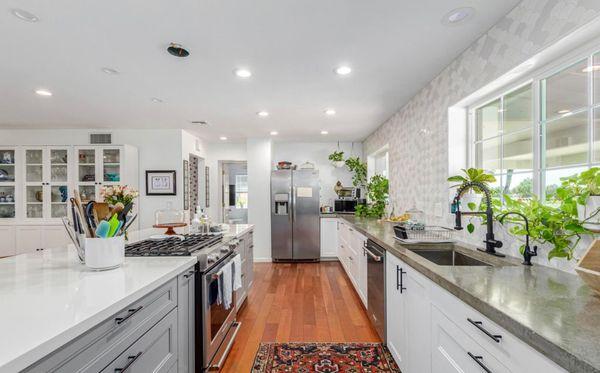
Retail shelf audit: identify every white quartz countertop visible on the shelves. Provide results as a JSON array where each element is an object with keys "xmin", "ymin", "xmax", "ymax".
[
  {"xmin": 0, "ymin": 245, "xmax": 197, "ymax": 372},
  {"xmin": 0, "ymin": 223, "xmax": 253, "ymax": 372}
]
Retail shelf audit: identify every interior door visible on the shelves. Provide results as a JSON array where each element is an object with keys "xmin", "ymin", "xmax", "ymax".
[
  {"xmin": 292, "ymin": 169, "xmax": 320, "ymax": 260},
  {"xmin": 271, "ymin": 170, "xmax": 292, "ymax": 260}
]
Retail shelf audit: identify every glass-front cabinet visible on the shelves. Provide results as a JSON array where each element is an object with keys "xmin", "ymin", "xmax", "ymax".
[
  {"xmin": 22, "ymin": 147, "xmax": 71, "ymax": 220},
  {"xmin": 75, "ymin": 147, "xmax": 122, "ymax": 203},
  {"xmin": 0, "ymin": 148, "xmax": 17, "ymax": 219}
]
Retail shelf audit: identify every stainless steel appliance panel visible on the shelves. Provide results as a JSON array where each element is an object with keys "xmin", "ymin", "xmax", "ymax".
[
  {"xmin": 365, "ymin": 239, "xmax": 385, "ymax": 340},
  {"xmin": 292, "ymin": 169, "xmax": 320, "ymax": 260},
  {"xmin": 271, "ymin": 170, "xmax": 293, "ymax": 261}
]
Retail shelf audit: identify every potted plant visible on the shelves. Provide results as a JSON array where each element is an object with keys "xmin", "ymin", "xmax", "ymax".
[
  {"xmin": 556, "ymin": 167, "xmax": 600, "ymax": 232},
  {"xmin": 328, "ymin": 150, "xmax": 345, "ymax": 168},
  {"xmin": 355, "ymin": 175, "xmax": 389, "ymax": 219},
  {"xmin": 447, "ymin": 168, "xmax": 496, "ymax": 212},
  {"xmin": 344, "ymin": 156, "xmax": 367, "ymax": 188}
]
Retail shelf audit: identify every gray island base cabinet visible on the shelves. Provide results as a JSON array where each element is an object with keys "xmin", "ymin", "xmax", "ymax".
[
  {"xmin": 386, "ymin": 251, "xmax": 566, "ymax": 373},
  {"xmin": 23, "ymin": 265, "xmax": 196, "ymax": 373}
]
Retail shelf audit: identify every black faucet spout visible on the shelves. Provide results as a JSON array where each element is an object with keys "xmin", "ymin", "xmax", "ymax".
[
  {"xmin": 498, "ymin": 211, "xmax": 537, "ymax": 266},
  {"xmin": 452, "ymin": 181, "xmax": 504, "ymax": 257}
]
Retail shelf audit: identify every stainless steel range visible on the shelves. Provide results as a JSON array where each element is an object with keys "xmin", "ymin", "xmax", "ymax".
[{"xmin": 125, "ymin": 234, "xmax": 242, "ymax": 372}]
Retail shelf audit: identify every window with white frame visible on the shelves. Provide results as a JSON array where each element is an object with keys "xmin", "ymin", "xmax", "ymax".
[
  {"xmin": 235, "ymin": 174, "xmax": 248, "ymax": 208},
  {"xmin": 471, "ymin": 50, "xmax": 600, "ymax": 200},
  {"xmin": 368, "ymin": 147, "xmax": 389, "ymax": 179}
]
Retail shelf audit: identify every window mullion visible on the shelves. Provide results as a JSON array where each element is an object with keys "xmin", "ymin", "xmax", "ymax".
[{"xmin": 533, "ymin": 79, "xmax": 542, "ymax": 198}]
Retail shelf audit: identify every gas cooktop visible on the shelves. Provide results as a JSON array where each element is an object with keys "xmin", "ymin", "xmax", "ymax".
[{"xmin": 125, "ymin": 234, "xmax": 224, "ymax": 257}]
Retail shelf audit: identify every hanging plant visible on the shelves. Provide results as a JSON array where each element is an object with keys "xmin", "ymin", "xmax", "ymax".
[
  {"xmin": 345, "ymin": 156, "xmax": 367, "ymax": 188},
  {"xmin": 328, "ymin": 150, "xmax": 345, "ymax": 167}
]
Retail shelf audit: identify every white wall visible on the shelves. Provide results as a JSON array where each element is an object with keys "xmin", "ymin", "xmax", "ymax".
[
  {"xmin": 246, "ymin": 139, "xmax": 272, "ymax": 261},
  {"xmin": 272, "ymin": 142, "xmax": 361, "ymax": 206},
  {"xmin": 0, "ymin": 128, "xmax": 201, "ymax": 230}
]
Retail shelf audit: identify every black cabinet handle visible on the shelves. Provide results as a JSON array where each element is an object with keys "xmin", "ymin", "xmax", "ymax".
[
  {"xmin": 396, "ymin": 265, "xmax": 406, "ymax": 293},
  {"xmin": 467, "ymin": 318, "xmax": 502, "ymax": 343},
  {"xmin": 467, "ymin": 352, "xmax": 492, "ymax": 373},
  {"xmin": 114, "ymin": 351, "xmax": 142, "ymax": 372},
  {"xmin": 115, "ymin": 306, "xmax": 143, "ymax": 325}
]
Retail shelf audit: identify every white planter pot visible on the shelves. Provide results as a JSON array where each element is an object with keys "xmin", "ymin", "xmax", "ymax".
[
  {"xmin": 84, "ymin": 236, "xmax": 125, "ymax": 270},
  {"xmin": 332, "ymin": 161, "xmax": 345, "ymax": 168},
  {"xmin": 578, "ymin": 195, "xmax": 600, "ymax": 232},
  {"xmin": 461, "ymin": 191, "xmax": 482, "ymax": 212}
]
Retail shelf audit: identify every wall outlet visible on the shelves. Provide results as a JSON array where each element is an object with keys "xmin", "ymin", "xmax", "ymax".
[{"xmin": 434, "ymin": 202, "xmax": 443, "ymax": 218}]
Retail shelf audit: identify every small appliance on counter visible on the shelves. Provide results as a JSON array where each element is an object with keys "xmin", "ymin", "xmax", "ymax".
[{"xmin": 334, "ymin": 198, "xmax": 365, "ymax": 213}]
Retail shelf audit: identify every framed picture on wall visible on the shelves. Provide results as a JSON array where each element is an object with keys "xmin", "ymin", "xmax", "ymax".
[{"xmin": 146, "ymin": 170, "xmax": 177, "ymax": 195}]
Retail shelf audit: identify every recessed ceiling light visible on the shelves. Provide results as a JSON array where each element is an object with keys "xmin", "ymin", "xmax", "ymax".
[
  {"xmin": 219, "ymin": 136, "xmax": 228, "ymax": 141},
  {"xmin": 167, "ymin": 43, "xmax": 189, "ymax": 57},
  {"xmin": 442, "ymin": 7, "xmax": 475, "ymax": 25},
  {"xmin": 325, "ymin": 109, "xmax": 336, "ymax": 116},
  {"xmin": 257, "ymin": 111, "xmax": 269, "ymax": 117},
  {"xmin": 557, "ymin": 109, "xmax": 571, "ymax": 114},
  {"xmin": 582, "ymin": 65, "xmax": 600, "ymax": 73},
  {"xmin": 151, "ymin": 97, "xmax": 163, "ymax": 103},
  {"xmin": 35, "ymin": 89, "xmax": 52, "ymax": 96},
  {"xmin": 101, "ymin": 67, "xmax": 119, "ymax": 75},
  {"xmin": 335, "ymin": 66, "xmax": 352, "ymax": 76},
  {"xmin": 11, "ymin": 9, "xmax": 39, "ymax": 22},
  {"xmin": 270, "ymin": 131, "xmax": 278, "ymax": 136},
  {"xmin": 320, "ymin": 130, "xmax": 329, "ymax": 135},
  {"xmin": 234, "ymin": 68, "xmax": 252, "ymax": 78}
]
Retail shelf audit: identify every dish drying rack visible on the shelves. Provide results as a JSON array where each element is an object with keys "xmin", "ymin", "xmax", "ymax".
[{"xmin": 393, "ymin": 225, "xmax": 455, "ymax": 244}]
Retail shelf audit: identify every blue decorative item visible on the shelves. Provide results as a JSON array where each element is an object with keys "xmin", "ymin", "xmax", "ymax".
[{"xmin": 59, "ymin": 186, "xmax": 68, "ymax": 202}]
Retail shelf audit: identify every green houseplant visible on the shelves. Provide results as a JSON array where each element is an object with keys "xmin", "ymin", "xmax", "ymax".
[
  {"xmin": 355, "ymin": 175, "xmax": 389, "ymax": 218},
  {"xmin": 447, "ymin": 168, "xmax": 497, "ymax": 212},
  {"xmin": 344, "ymin": 156, "xmax": 367, "ymax": 188},
  {"xmin": 556, "ymin": 167, "xmax": 600, "ymax": 231},
  {"xmin": 498, "ymin": 194, "xmax": 588, "ymax": 260},
  {"xmin": 328, "ymin": 150, "xmax": 345, "ymax": 168}
]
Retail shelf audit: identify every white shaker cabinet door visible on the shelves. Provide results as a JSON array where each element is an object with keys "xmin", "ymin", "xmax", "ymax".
[
  {"xmin": 386, "ymin": 252, "xmax": 407, "ymax": 372},
  {"xmin": 320, "ymin": 218, "xmax": 338, "ymax": 257}
]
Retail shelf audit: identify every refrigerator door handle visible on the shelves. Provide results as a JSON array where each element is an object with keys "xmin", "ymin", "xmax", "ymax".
[{"xmin": 292, "ymin": 186, "xmax": 297, "ymax": 222}]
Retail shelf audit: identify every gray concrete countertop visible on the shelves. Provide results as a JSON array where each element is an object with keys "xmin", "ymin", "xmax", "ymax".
[{"xmin": 340, "ymin": 215, "xmax": 600, "ymax": 373}]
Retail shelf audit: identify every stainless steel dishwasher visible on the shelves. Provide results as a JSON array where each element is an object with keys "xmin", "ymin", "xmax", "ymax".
[{"xmin": 364, "ymin": 239, "xmax": 385, "ymax": 340}]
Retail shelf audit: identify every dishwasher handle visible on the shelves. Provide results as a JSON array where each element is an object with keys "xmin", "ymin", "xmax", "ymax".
[{"xmin": 363, "ymin": 247, "xmax": 382, "ymax": 262}]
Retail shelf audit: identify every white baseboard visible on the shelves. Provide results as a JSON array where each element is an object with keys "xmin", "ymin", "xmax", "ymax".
[{"xmin": 253, "ymin": 257, "xmax": 272, "ymax": 263}]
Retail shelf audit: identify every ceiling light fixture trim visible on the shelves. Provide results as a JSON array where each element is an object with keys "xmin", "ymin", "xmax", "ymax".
[
  {"xmin": 442, "ymin": 7, "xmax": 475, "ymax": 26},
  {"xmin": 11, "ymin": 8, "xmax": 39, "ymax": 22}
]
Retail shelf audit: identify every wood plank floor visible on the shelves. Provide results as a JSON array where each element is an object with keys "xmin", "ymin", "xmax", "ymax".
[{"xmin": 220, "ymin": 261, "xmax": 381, "ymax": 372}]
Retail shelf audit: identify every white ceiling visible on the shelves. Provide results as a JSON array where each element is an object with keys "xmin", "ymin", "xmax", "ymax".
[{"xmin": 0, "ymin": 0, "xmax": 521, "ymax": 142}]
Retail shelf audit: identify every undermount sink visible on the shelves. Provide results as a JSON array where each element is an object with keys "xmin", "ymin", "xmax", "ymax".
[{"xmin": 409, "ymin": 248, "xmax": 491, "ymax": 266}]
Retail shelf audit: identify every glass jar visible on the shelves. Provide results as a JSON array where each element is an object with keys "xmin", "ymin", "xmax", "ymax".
[
  {"xmin": 406, "ymin": 206, "xmax": 425, "ymax": 226},
  {"xmin": 154, "ymin": 202, "xmax": 184, "ymax": 225}
]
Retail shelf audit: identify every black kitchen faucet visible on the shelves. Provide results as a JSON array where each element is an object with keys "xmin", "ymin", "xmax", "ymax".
[
  {"xmin": 498, "ymin": 211, "xmax": 538, "ymax": 266},
  {"xmin": 452, "ymin": 181, "xmax": 505, "ymax": 257}
]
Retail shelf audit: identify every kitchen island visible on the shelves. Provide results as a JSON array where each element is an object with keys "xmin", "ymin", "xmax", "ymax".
[{"xmin": 0, "ymin": 224, "xmax": 253, "ymax": 373}]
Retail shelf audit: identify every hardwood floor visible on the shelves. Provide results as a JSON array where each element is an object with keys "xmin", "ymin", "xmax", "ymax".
[{"xmin": 220, "ymin": 261, "xmax": 381, "ymax": 372}]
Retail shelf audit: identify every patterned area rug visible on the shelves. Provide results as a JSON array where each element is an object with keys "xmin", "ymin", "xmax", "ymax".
[{"xmin": 251, "ymin": 342, "xmax": 401, "ymax": 372}]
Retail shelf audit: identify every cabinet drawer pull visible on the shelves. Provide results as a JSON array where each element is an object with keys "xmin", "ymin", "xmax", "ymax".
[
  {"xmin": 183, "ymin": 269, "xmax": 196, "ymax": 278},
  {"xmin": 348, "ymin": 256, "xmax": 353, "ymax": 261},
  {"xmin": 467, "ymin": 318, "xmax": 502, "ymax": 343},
  {"xmin": 467, "ymin": 352, "xmax": 492, "ymax": 373},
  {"xmin": 115, "ymin": 306, "xmax": 143, "ymax": 325},
  {"xmin": 249, "ymin": 245, "xmax": 254, "ymax": 249},
  {"xmin": 114, "ymin": 351, "xmax": 143, "ymax": 372}
]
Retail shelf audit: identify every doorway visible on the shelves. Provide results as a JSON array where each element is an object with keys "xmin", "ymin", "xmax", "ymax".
[{"xmin": 220, "ymin": 161, "xmax": 248, "ymax": 224}]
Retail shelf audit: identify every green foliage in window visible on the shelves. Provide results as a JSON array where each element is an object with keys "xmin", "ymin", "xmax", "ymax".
[
  {"xmin": 556, "ymin": 167, "xmax": 600, "ymax": 205},
  {"xmin": 447, "ymin": 168, "xmax": 496, "ymax": 194}
]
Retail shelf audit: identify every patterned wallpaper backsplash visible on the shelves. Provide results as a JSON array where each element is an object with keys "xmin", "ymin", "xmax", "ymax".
[{"xmin": 364, "ymin": 0, "xmax": 600, "ymax": 272}]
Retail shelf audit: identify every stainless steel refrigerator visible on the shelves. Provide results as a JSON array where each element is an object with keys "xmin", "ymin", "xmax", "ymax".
[{"xmin": 271, "ymin": 169, "xmax": 320, "ymax": 261}]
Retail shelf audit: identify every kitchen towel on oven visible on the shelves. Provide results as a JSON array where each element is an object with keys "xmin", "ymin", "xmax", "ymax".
[
  {"xmin": 218, "ymin": 261, "xmax": 234, "ymax": 309},
  {"xmin": 232, "ymin": 254, "xmax": 242, "ymax": 291}
]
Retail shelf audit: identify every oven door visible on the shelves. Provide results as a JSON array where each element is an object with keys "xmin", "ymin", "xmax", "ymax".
[{"xmin": 201, "ymin": 256, "xmax": 237, "ymax": 370}]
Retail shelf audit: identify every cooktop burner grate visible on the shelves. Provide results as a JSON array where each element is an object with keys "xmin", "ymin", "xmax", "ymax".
[{"xmin": 125, "ymin": 234, "xmax": 223, "ymax": 257}]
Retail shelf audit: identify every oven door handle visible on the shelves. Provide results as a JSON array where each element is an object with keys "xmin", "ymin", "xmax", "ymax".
[{"xmin": 209, "ymin": 321, "xmax": 242, "ymax": 371}]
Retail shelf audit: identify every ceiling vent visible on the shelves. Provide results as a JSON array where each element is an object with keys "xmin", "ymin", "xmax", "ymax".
[{"xmin": 90, "ymin": 133, "xmax": 112, "ymax": 144}]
